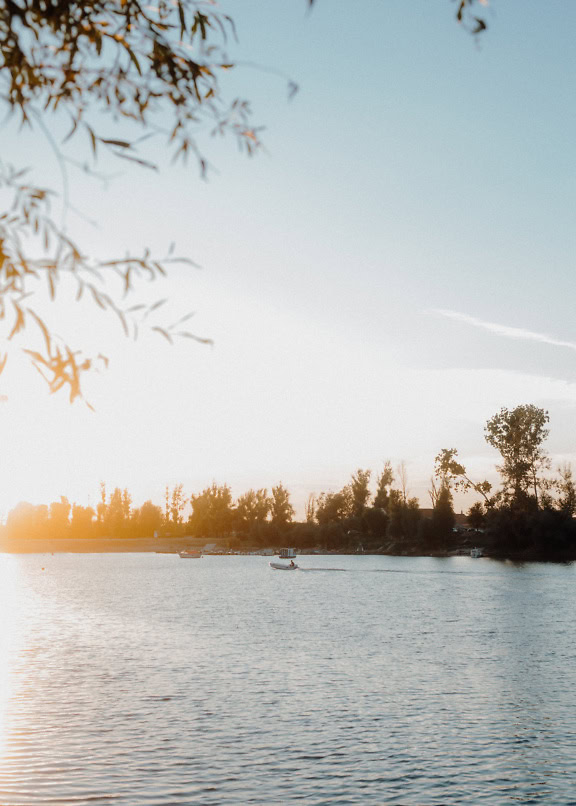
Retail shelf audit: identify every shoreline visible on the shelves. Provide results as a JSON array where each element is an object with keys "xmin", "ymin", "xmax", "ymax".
[{"xmin": 1, "ymin": 538, "xmax": 573, "ymax": 564}]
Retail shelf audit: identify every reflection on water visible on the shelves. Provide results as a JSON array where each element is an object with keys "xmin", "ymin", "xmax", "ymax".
[
  {"xmin": 0, "ymin": 553, "xmax": 576, "ymax": 804},
  {"xmin": 0, "ymin": 557, "xmax": 22, "ymax": 761}
]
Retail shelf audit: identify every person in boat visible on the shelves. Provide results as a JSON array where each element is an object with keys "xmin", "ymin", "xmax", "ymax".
[{"xmin": 290, "ymin": 560, "xmax": 295, "ymax": 567}]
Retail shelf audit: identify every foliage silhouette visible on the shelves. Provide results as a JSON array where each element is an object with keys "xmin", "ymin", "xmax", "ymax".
[{"xmin": 0, "ymin": 0, "xmax": 489, "ymax": 401}]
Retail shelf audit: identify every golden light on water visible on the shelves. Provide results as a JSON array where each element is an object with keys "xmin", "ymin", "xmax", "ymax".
[{"xmin": 0, "ymin": 557, "xmax": 21, "ymax": 760}]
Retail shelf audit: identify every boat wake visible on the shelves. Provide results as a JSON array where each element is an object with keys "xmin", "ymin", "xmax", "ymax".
[{"xmin": 298, "ymin": 567, "xmax": 348, "ymax": 572}]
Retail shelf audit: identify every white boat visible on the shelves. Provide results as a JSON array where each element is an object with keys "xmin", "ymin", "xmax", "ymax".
[
  {"xmin": 179, "ymin": 550, "xmax": 202, "ymax": 559},
  {"xmin": 269, "ymin": 561, "xmax": 298, "ymax": 571},
  {"xmin": 470, "ymin": 547, "xmax": 483, "ymax": 558}
]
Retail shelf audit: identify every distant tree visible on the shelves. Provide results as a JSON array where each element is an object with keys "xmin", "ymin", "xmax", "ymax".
[
  {"xmin": 467, "ymin": 501, "xmax": 485, "ymax": 531},
  {"xmin": 235, "ymin": 488, "xmax": 270, "ymax": 534},
  {"xmin": 397, "ymin": 461, "xmax": 409, "ymax": 502},
  {"xmin": 435, "ymin": 448, "xmax": 493, "ymax": 506},
  {"xmin": 48, "ymin": 496, "xmax": 71, "ymax": 538},
  {"xmin": 350, "ymin": 469, "xmax": 372, "ymax": 517},
  {"xmin": 373, "ymin": 461, "xmax": 394, "ymax": 511},
  {"xmin": 428, "ymin": 476, "xmax": 440, "ymax": 508},
  {"xmin": 290, "ymin": 521, "xmax": 320, "ymax": 550},
  {"xmin": 189, "ymin": 483, "xmax": 234, "ymax": 537},
  {"xmin": 555, "ymin": 464, "xmax": 576, "ymax": 516},
  {"xmin": 387, "ymin": 490, "xmax": 421, "ymax": 544},
  {"xmin": 122, "ymin": 488, "xmax": 132, "ymax": 527},
  {"xmin": 270, "ymin": 484, "xmax": 295, "ymax": 529},
  {"xmin": 304, "ymin": 493, "xmax": 316, "ymax": 523},
  {"xmin": 133, "ymin": 500, "xmax": 163, "ymax": 538},
  {"xmin": 166, "ymin": 484, "xmax": 185, "ymax": 529},
  {"xmin": 107, "ymin": 487, "xmax": 126, "ymax": 536},
  {"xmin": 70, "ymin": 503, "xmax": 95, "ymax": 538},
  {"xmin": 484, "ymin": 404, "xmax": 550, "ymax": 508},
  {"xmin": 97, "ymin": 482, "xmax": 108, "ymax": 533},
  {"xmin": 316, "ymin": 486, "xmax": 353, "ymax": 525},
  {"xmin": 5, "ymin": 501, "xmax": 48, "ymax": 539},
  {"xmin": 363, "ymin": 506, "xmax": 389, "ymax": 539},
  {"xmin": 431, "ymin": 484, "xmax": 455, "ymax": 546}
]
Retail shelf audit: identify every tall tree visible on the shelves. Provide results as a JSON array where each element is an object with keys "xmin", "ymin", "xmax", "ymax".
[
  {"xmin": 122, "ymin": 489, "xmax": 132, "ymax": 526},
  {"xmin": 387, "ymin": 490, "xmax": 421, "ymax": 543},
  {"xmin": 315, "ymin": 487, "xmax": 353, "ymax": 525},
  {"xmin": 373, "ymin": 461, "xmax": 394, "ymax": 511},
  {"xmin": 350, "ymin": 469, "xmax": 371, "ymax": 517},
  {"xmin": 304, "ymin": 493, "xmax": 316, "ymax": 524},
  {"xmin": 435, "ymin": 448, "xmax": 493, "ymax": 506},
  {"xmin": 431, "ymin": 484, "xmax": 455, "ymax": 546},
  {"xmin": 168, "ymin": 484, "xmax": 185, "ymax": 528},
  {"xmin": 189, "ymin": 483, "xmax": 234, "ymax": 537},
  {"xmin": 235, "ymin": 489, "xmax": 270, "ymax": 533},
  {"xmin": 467, "ymin": 502, "xmax": 485, "ymax": 531},
  {"xmin": 397, "ymin": 461, "xmax": 409, "ymax": 503},
  {"xmin": 484, "ymin": 404, "xmax": 550, "ymax": 508},
  {"xmin": 556, "ymin": 464, "xmax": 576, "ymax": 516},
  {"xmin": 132, "ymin": 500, "xmax": 163, "ymax": 537},
  {"xmin": 270, "ymin": 484, "xmax": 295, "ymax": 529},
  {"xmin": 70, "ymin": 504, "xmax": 95, "ymax": 538},
  {"xmin": 97, "ymin": 482, "xmax": 108, "ymax": 532},
  {"xmin": 6, "ymin": 502, "xmax": 48, "ymax": 539},
  {"xmin": 107, "ymin": 487, "xmax": 126, "ymax": 536},
  {"xmin": 48, "ymin": 496, "xmax": 71, "ymax": 538}
]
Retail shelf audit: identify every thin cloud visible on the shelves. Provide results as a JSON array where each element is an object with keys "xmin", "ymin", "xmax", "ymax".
[{"xmin": 432, "ymin": 309, "xmax": 576, "ymax": 352}]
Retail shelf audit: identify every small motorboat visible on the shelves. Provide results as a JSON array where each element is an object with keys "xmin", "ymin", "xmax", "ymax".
[
  {"xmin": 269, "ymin": 561, "xmax": 298, "ymax": 571},
  {"xmin": 270, "ymin": 548, "xmax": 298, "ymax": 570},
  {"xmin": 179, "ymin": 550, "xmax": 202, "ymax": 559},
  {"xmin": 470, "ymin": 547, "xmax": 483, "ymax": 558}
]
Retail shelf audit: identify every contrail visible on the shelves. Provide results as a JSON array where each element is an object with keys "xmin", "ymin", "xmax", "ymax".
[{"xmin": 432, "ymin": 309, "xmax": 576, "ymax": 352}]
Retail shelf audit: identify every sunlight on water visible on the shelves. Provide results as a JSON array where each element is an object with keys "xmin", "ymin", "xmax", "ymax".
[
  {"xmin": 0, "ymin": 557, "xmax": 21, "ymax": 760},
  {"xmin": 1, "ymin": 554, "xmax": 576, "ymax": 805}
]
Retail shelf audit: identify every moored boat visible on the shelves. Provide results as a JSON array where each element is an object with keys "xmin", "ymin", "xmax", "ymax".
[{"xmin": 179, "ymin": 550, "xmax": 202, "ymax": 559}]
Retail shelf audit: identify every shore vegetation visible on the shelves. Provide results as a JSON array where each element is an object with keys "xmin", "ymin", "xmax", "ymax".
[{"xmin": 3, "ymin": 404, "xmax": 576, "ymax": 562}]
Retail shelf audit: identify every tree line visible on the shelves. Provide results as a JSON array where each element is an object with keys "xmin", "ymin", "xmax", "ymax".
[{"xmin": 4, "ymin": 404, "xmax": 576, "ymax": 560}]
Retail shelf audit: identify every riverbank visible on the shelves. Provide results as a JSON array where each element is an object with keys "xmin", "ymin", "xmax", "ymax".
[
  {"xmin": 1, "ymin": 536, "xmax": 574, "ymax": 563},
  {"xmin": 0, "ymin": 536, "xmax": 218, "ymax": 554}
]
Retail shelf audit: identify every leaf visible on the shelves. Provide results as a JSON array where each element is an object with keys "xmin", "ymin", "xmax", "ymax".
[
  {"xmin": 114, "ymin": 152, "xmax": 158, "ymax": 171},
  {"xmin": 8, "ymin": 303, "xmax": 25, "ymax": 340},
  {"xmin": 26, "ymin": 308, "xmax": 52, "ymax": 353},
  {"xmin": 126, "ymin": 47, "xmax": 142, "ymax": 75},
  {"xmin": 101, "ymin": 139, "xmax": 132, "ymax": 149},
  {"xmin": 152, "ymin": 326, "xmax": 173, "ymax": 344},
  {"xmin": 63, "ymin": 115, "xmax": 79, "ymax": 144},
  {"xmin": 176, "ymin": 331, "xmax": 213, "ymax": 345},
  {"xmin": 89, "ymin": 286, "xmax": 107, "ymax": 310},
  {"xmin": 22, "ymin": 349, "xmax": 49, "ymax": 368},
  {"xmin": 86, "ymin": 125, "xmax": 98, "ymax": 157},
  {"xmin": 177, "ymin": 1, "xmax": 186, "ymax": 37},
  {"xmin": 170, "ymin": 311, "xmax": 195, "ymax": 328}
]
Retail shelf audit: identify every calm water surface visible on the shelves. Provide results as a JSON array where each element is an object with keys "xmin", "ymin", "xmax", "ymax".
[{"xmin": 1, "ymin": 553, "xmax": 576, "ymax": 805}]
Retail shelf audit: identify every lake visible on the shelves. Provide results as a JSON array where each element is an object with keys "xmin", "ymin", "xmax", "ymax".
[{"xmin": 1, "ymin": 553, "xmax": 575, "ymax": 805}]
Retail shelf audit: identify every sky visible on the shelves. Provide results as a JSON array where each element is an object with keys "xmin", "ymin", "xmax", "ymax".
[{"xmin": 1, "ymin": 0, "xmax": 576, "ymax": 519}]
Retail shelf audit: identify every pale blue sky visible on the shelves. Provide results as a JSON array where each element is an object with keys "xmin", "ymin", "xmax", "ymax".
[{"xmin": 1, "ymin": 0, "xmax": 576, "ymax": 516}]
